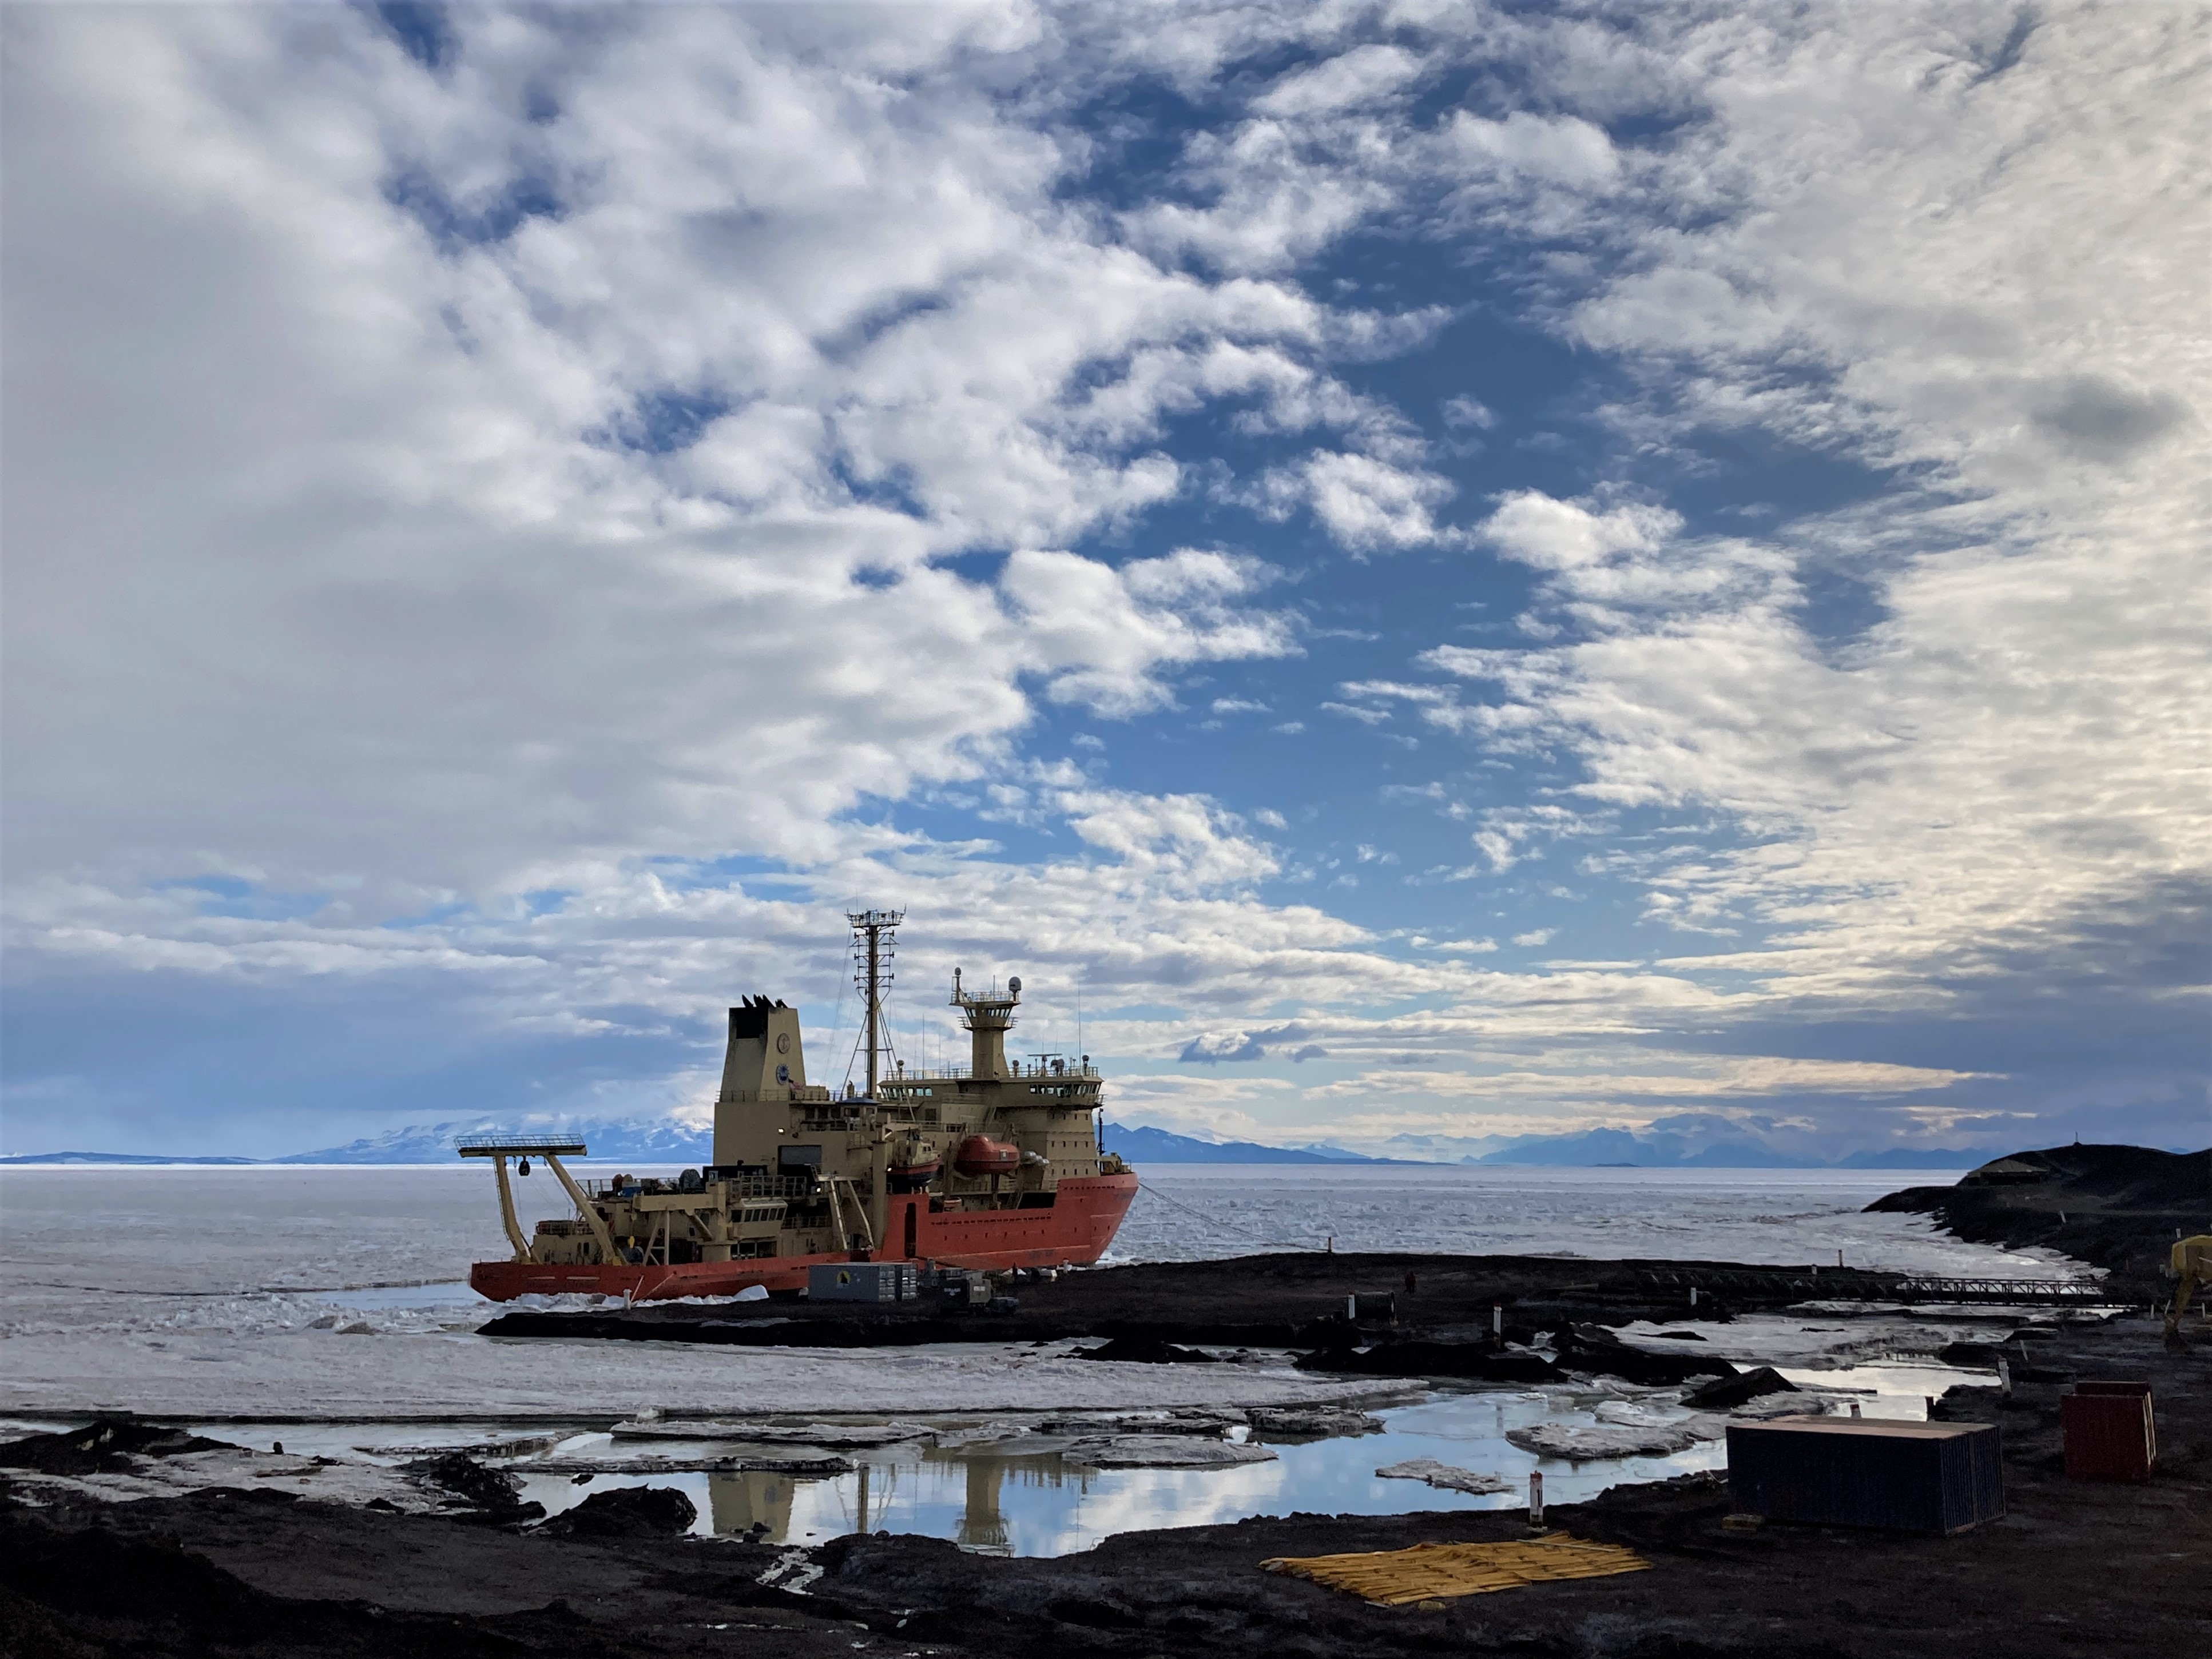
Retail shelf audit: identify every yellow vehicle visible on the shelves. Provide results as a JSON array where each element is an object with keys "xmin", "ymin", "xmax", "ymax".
[{"xmin": 2164, "ymin": 1234, "xmax": 2211, "ymax": 1344}]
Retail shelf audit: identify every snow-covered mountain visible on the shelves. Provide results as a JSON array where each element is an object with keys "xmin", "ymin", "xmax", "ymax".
[
  {"xmin": 0, "ymin": 1150, "xmax": 259, "ymax": 1166},
  {"xmin": 1466, "ymin": 1115, "xmax": 1981, "ymax": 1169},
  {"xmin": 273, "ymin": 1116, "xmax": 712, "ymax": 1164},
  {"xmin": 1101, "ymin": 1123, "xmax": 1377, "ymax": 1165}
]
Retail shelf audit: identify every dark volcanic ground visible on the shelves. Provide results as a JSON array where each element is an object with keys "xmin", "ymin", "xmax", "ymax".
[
  {"xmin": 474, "ymin": 1247, "xmax": 2120, "ymax": 1388},
  {"xmin": 6, "ymin": 1148, "xmax": 2210, "ymax": 1657},
  {"xmin": 2, "ymin": 1312, "xmax": 2205, "ymax": 1658}
]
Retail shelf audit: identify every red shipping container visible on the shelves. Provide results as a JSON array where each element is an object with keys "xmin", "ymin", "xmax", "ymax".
[{"xmin": 2059, "ymin": 1380, "xmax": 2155, "ymax": 1481}]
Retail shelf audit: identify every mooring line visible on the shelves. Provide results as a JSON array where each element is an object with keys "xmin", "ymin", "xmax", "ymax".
[{"xmin": 1134, "ymin": 1178, "xmax": 1325, "ymax": 1250}]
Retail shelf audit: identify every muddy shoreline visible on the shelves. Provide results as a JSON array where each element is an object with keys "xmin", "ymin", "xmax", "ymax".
[
  {"xmin": 6, "ymin": 1264, "xmax": 2207, "ymax": 1657},
  {"xmin": 7, "ymin": 1148, "xmax": 2207, "ymax": 1657},
  {"xmin": 475, "ymin": 1248, "xmax": 2116, "ymax": 1389},
  {"xmin": 3, "ymin": 1308, "xmax": 2205, "ymax": 1658}
]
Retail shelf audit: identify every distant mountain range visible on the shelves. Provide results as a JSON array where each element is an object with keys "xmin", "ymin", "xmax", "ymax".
[
  {"xmin": 0, "ymin": 1116, "xmax": 713, "ymax": 1168},
  {"xmin": 1, "ymin": 1119, "xmax": 1383, "ymax": 1167},
  {"xmin": 0, "ymin": 1113, "xmax": 1985, "ymax": 1169},
  {"xmin": 267, "ymin": 1117, "xmax": 714, "ymax": 1164},
  {"xmin": 1460, "ymin": 1122, "xmax": 1983, "ymax": 1169},
  {"xmin": 1101, "ymin": 1123, "xmax": 1379, "ymax": 1164},
  {"xmin": 0, "ymin": 1150, "xmax": 262, "ymax": 1167}
]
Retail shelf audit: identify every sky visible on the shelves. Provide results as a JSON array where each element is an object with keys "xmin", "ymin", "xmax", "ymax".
[{"xmin": 2, "ymin": 1, "xmax": 2206, "ymax": 1162}]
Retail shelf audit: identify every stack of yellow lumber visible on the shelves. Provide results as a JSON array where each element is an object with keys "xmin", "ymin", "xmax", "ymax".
[{"xmin": 1260, "ymin": 1533, "xmax": 1650, "ymax": 1606}]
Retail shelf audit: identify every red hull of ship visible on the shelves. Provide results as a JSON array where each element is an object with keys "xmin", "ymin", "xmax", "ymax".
[{"xmin": 467, "ymin": 1173, "xmax": 1138, "ymax": 1302}]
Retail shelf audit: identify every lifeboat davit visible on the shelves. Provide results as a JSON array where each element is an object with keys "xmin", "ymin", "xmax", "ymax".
[{"xmin": 953, "ymin": 1135, "xmax": 1021, "ymax": 1178}]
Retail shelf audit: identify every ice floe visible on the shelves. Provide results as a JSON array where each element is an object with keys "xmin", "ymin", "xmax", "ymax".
[
  {"xmin": 1063, "ymin": 1435, "xmax": 1278, "ymax": 1469},
  {"xmin": 609, "ymin": 1419, "xmax": 934, "ymax": 1447},
  {"xmin": 1375, "ymin": 1458, "xmax": 1512, "ymax": 1494}
]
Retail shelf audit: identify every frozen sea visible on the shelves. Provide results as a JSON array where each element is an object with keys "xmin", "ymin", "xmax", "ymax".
[
  {"xmin": 1107, "ymin": 1163, "xmax": 2080, "ymax": 1274},
  {"xmin": 0, "ymin": 1162, "xmax": 2080, "ymax": 1553},
  {"xmin": 0, "ymin": 1161, "xmax": 2075, "ymax": 1419}
]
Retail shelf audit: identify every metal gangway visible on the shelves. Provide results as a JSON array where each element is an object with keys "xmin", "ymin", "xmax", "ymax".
[{"xmin": 1634, "ymin": 1265, "xmax": 2122, "ymax": 1307}]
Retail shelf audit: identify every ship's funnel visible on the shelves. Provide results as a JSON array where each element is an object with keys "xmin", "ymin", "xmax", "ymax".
[{"xmin": 715, "ymin": 999, "xmax": 806, "ymax": 1167}]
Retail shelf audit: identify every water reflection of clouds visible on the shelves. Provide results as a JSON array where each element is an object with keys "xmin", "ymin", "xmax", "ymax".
[
  {"xmin": 1029, "ymin": 1461, "xmax": 1292, "ymax": 1556},
  {"xmin": 507, "ymin": 1389, "xmax": 1747, "ymax": 1555}
]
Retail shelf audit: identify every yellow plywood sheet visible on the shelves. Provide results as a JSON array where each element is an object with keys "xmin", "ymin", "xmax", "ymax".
[{"xmin": 1261, "ymin": 1532, "xmax": 1651, "ymax": 1606}]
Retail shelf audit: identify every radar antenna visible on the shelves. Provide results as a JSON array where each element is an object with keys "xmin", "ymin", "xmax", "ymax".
[{"xmin": 847, "ymin": 908, "xmax": 903, "ymax": 1097}]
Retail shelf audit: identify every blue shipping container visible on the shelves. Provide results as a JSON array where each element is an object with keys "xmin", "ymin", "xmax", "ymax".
[{"xmin": 1726, "ymin": 1417, "xmax": 2004, "ymax": 1535}]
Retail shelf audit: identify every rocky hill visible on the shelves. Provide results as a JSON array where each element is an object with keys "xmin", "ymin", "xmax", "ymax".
[{"xmin": 1866, "ymin": 1142, "xmax": 2210, "ymax": 1292}]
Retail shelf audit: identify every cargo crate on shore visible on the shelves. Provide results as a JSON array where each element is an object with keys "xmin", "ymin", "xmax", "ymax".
[
  {"xmin": 2059, "ymin": 1381, "xmax": 2155, "ymax": 1481},
  {"xmin": 1726, "ymin": 1417, "xmax": 2004, "ymax": 1535}
]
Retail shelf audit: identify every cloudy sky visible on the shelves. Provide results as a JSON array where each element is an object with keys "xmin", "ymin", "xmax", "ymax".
[{"xmin": 3, "ymin": 1, "xmax": 2205, "ymax": 1161}]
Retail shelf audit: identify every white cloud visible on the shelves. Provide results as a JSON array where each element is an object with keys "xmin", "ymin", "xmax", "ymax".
[
  {"xmin": 1252, "ymin": 43, "xmax": 1425, "ymax": 117},
  {"xmin": 3, "ymin": 3, "xmax": 2201, "ymax": 1161},
  {"xmin": 1415, "ymin": 4, "xmax": 2210, "ymax": 1028},
  {"xmin": 0, "ymin": 5, "xmax": 1328, "ymax": 901},
  {"xmin": 1001, "ymin": 548, "xmax": 1297, "ymax": 715},
  {"xmin": 1481, "ymin": 492, "xmax": 1677, "ymax": 572},
  {"xmin": 1283, "ymin": 450, "xmax": 1458, "ymax": 551},
  {"xmin": 1443, "ymin": 109, "xmax": 1621, "ymax": 190}
]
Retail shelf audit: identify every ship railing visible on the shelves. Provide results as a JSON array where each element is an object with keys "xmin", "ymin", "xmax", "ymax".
[
  {"xmin": 579, "ymin": 1172, "xmax": 814, "ymax": 1202},
  {"xmin": 1633, "ymin": 1266, "xmax": 2119, "ymax": 1306},
  {"xmin": 456, "ymin": 1137, "xmax": 588, "ymax": 1158},
  {"xmin": 888, "ymin": 1063, "xmax": 1099, "ymax": 1081}
]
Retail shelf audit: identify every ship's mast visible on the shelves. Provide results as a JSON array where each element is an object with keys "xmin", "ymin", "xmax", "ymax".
[{"xmin": 848, "ymin": 908, "xmax": 902, "ymax": 1097}]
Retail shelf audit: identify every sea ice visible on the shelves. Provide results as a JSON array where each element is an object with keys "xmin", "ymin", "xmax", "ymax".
[
  {"xmin": 1375, "ymin": 1457, "xmax": 1512, "ymax": 1494},
  {"xmin": 0, "ymin": 1165, "xmax": 2060, "ymax": 1426},
  {"xmin": 608, "ymin": 1419, "xmax": 934, "ymax": 1447},
  {"xmin": 1507, "ymin": 1422, "xmax": 1706, "ymax": 1461},
  {"xmin": 1063, "ymin": 1435, "xmax": 1278, "ymax": 1469},
  {"xmin": 5, "ymin": 1445, "xmax": 440, "ymax": 1513},
  {"xmin": 1246, "ymin": 1405, "xmax": 1383, "ymax": 1437},
  {"xmin": 1611, "ymin": 1314, "xmax": 2020, "ymax": 1370},
  {"xmin": 1107, "ymin": 1165, "xmax": 2092, "ymax": 1279},
  {"xmin": 1036, "ymin": 1410, "xmax": 1242, "ymax": 1438}
]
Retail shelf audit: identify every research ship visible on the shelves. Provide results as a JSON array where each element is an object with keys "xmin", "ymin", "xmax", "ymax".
[{"xmin": 463, "ymin": 910, "xmax": 1136, "ymax": 1301}]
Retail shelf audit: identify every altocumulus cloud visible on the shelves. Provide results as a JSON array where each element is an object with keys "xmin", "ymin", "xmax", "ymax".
[{"xmin": 1, "ymin": 2, "xmax": 2203, "ymax": 1161}]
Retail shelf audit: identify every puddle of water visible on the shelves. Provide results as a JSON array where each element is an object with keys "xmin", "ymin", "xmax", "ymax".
[
  {"xmin": 145, "ymin": 1363, "xmax": 1989, "ymax": 1558},
  {"xmin": 503, "ymin": 1389, "xmax": 1737, "ymax": 1555},
  {"xmin": 1776, "ymin": 1360, "xmax": 1996, "ymax": 1416}
]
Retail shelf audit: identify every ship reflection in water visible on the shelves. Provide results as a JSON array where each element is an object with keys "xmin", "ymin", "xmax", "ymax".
[
  {"xmin": 507, "ymin": 1389, "xmax": 1752, "ymax": 1558},
  {"xmin": 633, "ymin": 1447, "xmax": 1125, "ymax": 1558}
]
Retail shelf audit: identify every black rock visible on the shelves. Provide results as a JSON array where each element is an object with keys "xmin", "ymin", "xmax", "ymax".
[
  {"xmin": 1557, "ymin": 1326, "xmax": 1737, "ymax": 1386},
  {"xmin": 541, "ymin": 1484, "xmax": 698, "ymax": 1537},
  {"xmin": 1075, "ymin": 1334, "xmax": 1221, "ymax": 1363},
  {"xmin": 1683, "ymin": 1365, "xmax": 1798, "ymax": 1409},
  {"xmin": 0, "ymin": 1415, "xmax": 235, "ymax": 1476},
  {"xmin": 1937, "ymin": 1342, "xmax": 2006, "ymax": 1368},
  {"xmin": 403, "ymin": 1452, "xmax": 529, "ymax": 1513}
]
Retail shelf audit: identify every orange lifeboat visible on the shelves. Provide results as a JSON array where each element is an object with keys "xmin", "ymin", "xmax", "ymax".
[
  {"xmin": 887, "ymin": 1150, "xmax": 941, "ymax": 1193},
  {"xmin": 953, "ymin": 1135, "xmax": 1021, "ymax": 1178}
]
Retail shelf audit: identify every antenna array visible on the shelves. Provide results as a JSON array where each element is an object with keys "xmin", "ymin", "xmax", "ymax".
[{"xmin": 847, "ymin": 908, "xmax": 903, "ymax": 1097}]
